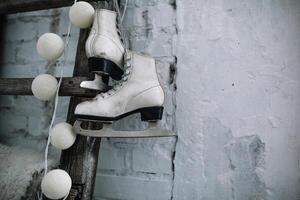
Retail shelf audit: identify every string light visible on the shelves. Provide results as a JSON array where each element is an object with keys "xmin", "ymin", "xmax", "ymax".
[
  {"xmin": 69, "ymin": 1, "xmax": 95, "ymax": 28},
  {"xmin": 41, "ymin": 169, "xmax": 72, "ymax": 199},
  {"xmin": 36, "ymin": 33, "xmax": 64, "ymax": 61},
  {"xmin": 50, "ymin": 122, "xmax": 76, "ymax": 150},
  {"xmin": 31, "ymin": 74, "xmax": 58, "ymax": 101}
]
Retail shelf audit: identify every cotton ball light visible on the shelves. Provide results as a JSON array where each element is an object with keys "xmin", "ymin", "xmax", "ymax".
[
  {"xmin": 31, "ymin": 74, "xmax": 58, "ymax": 101},
  {"xmin": 37, "ymin": 33, "xmax": 64, "ymax": 60},
  {"xmin": 41, "ymin": 169, "xmax": 72, "ymax": 199},
  {"xmin": 51, "ymin": 122, "xmax": 76, "ymax": 150},
  {"xmin": 69, "ymin": 1, "xmax": 95, "ymax": 28}
]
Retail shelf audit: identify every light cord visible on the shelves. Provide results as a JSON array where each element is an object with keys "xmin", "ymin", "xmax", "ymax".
[
  {"xmin": 120, "ymin": 0, "xmax": 128, "ymax": 23},
  {"xmin": 44, "ymin": 9, "xmax": 73, "ymax": 175},
  {"xmin": 114, "ymin": 0, "xmax": 129, "ymax": 52}
]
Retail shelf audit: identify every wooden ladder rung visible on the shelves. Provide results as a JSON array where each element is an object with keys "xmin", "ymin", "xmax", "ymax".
[
  {"xmin": 0, "ymin": 0, "xmax": 100, "ymax": 14},
  {"xmin": 0, "ymin": 77, "xmax": 99, "ymax": 97}
]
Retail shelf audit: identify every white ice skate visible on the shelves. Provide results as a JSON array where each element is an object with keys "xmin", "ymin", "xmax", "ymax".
[
  {"xmin": 80, "ymin": 9, "xmax": 125, "ymax": 91},
  {"xmin": 73, "ymin": 51, "xmax": 175, "ymax": 138}
]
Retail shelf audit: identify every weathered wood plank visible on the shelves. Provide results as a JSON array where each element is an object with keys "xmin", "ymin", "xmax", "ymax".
[
  {"xmin": 0, "ymin": 77, "xmax": 100, "ymax": 97},
  {"xmin": 0, "ymin": 0, "xmax": 100, "ymax": 14},
  {"xmin": 60, "ymin": 29, "xmax": 104, "ymax": 200}
]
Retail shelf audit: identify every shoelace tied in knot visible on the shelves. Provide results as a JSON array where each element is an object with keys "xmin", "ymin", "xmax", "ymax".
[{"xmin": 99, "ymin": 57, "xmax": 131, "ymax": 98}]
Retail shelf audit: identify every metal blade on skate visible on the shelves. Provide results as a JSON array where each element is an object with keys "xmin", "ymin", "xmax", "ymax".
[{"xmin": 73, "ymin": 120, "xmax": 176, "ymax": 138}]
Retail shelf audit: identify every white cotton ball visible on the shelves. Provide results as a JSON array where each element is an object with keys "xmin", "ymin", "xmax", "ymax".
[
  {"xmin": 69, "ymin": 1, "xmax": 95, "ymax": 28},
  {"xmin": 37, "ymin": 33, "xmax": 64, "ymax": 60},
  {"xmin": 41, "ymin": 169, "xmax": 72, "ymax": 199},
  {"xmin": 31, "ymin": 74, "xmax": 58, "ymax": 101},
  {"xmin": 51, "ymin": 122, "xmax": 76, "ymax": 150}
]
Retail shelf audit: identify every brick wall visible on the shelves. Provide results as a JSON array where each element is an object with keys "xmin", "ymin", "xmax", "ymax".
[{"xmin": 94, "ymin": 1, "xmax": 177, "ymax": 199}]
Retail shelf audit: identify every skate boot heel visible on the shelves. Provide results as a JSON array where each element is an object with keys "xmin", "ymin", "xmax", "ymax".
[
  {"xmin": 141, "ymin": 106, "xmax": 164, "ymax": 121},
  {"xmin": 88, "ymin": 57, "xmax": 124, "ymax": 80}
]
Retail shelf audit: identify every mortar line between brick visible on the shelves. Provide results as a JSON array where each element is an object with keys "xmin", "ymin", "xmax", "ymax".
[{"xmin": 170, "ymin": 0, "xmax": 178, "ymax": 199}]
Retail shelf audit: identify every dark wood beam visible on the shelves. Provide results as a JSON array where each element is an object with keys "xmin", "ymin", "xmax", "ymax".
[
  {"xmin": 60, "ymin": 29, "xmax": 104, "ymax": 200},
  {"xmin": 0, "ymin": 77, "xmax": 99, "ymax": 97},
  {"xmin": 0, "ymin": 0, "xmax": 100, "ymax": 14},
  {"xmin": 0, "ymin": 16, "xmax": 6, "ymax": 63}
]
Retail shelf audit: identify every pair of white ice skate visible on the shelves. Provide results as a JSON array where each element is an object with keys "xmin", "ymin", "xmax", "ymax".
[{"xmin": 73, "ymin": 9, "xmax": 174, "ymax": 138}]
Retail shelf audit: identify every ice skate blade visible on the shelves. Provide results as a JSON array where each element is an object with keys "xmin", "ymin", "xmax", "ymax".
[
  {"xmin": 73, "ymin": 121, "xmax": 176, "ymax": 138},
  {"xmin": 80, "ymin": 74, "xmax": 108, "ymax": 91}
]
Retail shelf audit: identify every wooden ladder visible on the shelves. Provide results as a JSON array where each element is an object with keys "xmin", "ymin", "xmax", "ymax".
[{"xmin": 0, "ymin": 0, "xmax": 111, "ymax": 199}]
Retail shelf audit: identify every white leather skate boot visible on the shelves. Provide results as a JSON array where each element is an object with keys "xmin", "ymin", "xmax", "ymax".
[
  {"xmin": 75, "ymin": 51, "xmax": 165, "ymax": 122},
  {"xmin": 81, "ymin": 9, "xmax": 125, "ymax": 90}
]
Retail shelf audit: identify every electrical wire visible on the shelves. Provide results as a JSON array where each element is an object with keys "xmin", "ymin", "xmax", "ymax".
[
  {"xmin": 113, "ymin": 0, "xmax": 129, "ymax": 52},
  {"xmin": 44, "ymin": 6, "xmax": 74, "ymax": 175},
  {"xmin": 40, "ymin": 0, "xmax": 77, "ymax": 199},
  {"xmin": 120, "ymin": 0, "xmax": 128, "ymax": 23}
]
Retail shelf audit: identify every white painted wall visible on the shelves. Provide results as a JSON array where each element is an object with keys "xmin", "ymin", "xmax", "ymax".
[{"xmin": 174, "ymin": 0, "xmax": 300, "ymax": 199}]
